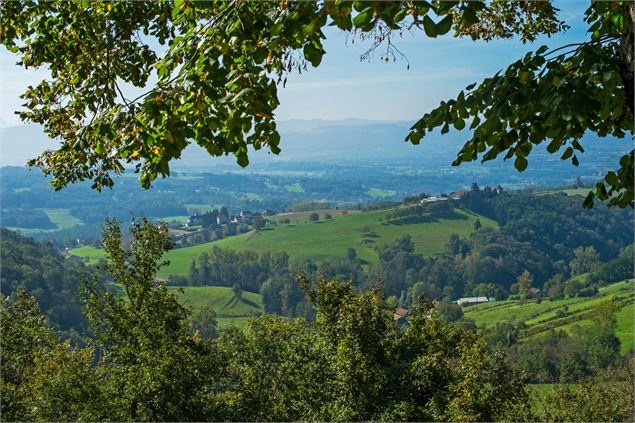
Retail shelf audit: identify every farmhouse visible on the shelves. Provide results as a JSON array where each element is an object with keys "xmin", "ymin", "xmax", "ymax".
[
  {"xmin": 449, "ymin": 190, "xmax": 467, "ymax": 200},
  {"xmin": 457, "ymin": 296, "xmax": 489, "ymax": 306},
  {"xmin": 527, "ymin": 287, "xmax": 542, "ymax": 300},
  {"xmin": 186, "ymin": 213, "xmax": 205, "ymax": 227}
]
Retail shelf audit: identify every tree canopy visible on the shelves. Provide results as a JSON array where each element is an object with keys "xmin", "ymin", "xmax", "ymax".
[{"xmin": 1, "ymin": 1, "xmax": 632, "ymax": 206}]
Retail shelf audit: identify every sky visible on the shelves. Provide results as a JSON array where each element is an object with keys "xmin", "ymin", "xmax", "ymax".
[{"xmin": 0, "ymin": 1, "xmax": 590, "ymax": 127}]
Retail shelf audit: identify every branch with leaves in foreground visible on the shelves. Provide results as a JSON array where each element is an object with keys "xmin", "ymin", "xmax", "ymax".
[
  {"xmin": 1, "ymin": 1, "xmax": 564, "ymax": 191},
  {"xmin": 407, "ymin": 2, "xmax": 634, "ymax": 208}
]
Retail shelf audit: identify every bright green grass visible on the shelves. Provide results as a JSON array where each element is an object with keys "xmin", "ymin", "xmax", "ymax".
[
  {"xmin": 285, "ymin": 182, "xmax": 304, "ymax": 193},
  {"xmin": 42, "ymin": 208, "xmax": 83, "ymax": 229},
  {"xmin": 268, "ymin": 209, "xmax": 359, "ymax": 224},
  {"xmin": 159, "ymin": 215, "xmax": 190, "ymax": 223},
  {"xmin": 167, "ymin": 286, "xmax": 263, "ymax": 317},
  {"xmin": 67, "ymin": 245, "xmax": 105, "ymax": 264},
  {"xmin": 614, "ymin": 300, "xmax": 634, "ymax": 354},
  {"xmin": 6, "ymin": 208, "xmax": 84, "ymax": 235},
  {"xmin": 366, "ymin": 188, "xmax": 397, "ymax": 198},
  {"xmin": 538, "ymin": 188, "xmax": 590, "ymax": 197},
  {"xmin": 152, "ymin": 207, "xmax": 497, "ymax": 275}
]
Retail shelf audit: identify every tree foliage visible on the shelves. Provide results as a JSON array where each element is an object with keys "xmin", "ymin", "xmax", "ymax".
[
  {"xmin": 407, "ymin": 2, "xmax": 634, "ymax": 208},
  {"xmin": 1, "ymin": 218, "xmax": 538, "ymax": 422},
  {"xmin": 2, "ymin": 0, "xmax": 590, "ymax": 194}
]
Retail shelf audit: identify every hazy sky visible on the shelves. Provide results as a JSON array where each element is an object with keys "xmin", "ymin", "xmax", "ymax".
[{"xmin": 0, "ymin": 2, "xmax": 589, "ymax": 127}]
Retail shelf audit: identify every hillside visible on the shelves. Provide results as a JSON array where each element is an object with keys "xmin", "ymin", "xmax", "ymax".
[
  {"xmin": 167, "ymin": 286, "xmax": 263, "ymax": 328},
  {"xmin": 464, "ymin": 280, "xmax": 635, "ymax": 354},
  {"xmin": 69, "ymin": 205, "xmax": 497, "ymax": 275}
]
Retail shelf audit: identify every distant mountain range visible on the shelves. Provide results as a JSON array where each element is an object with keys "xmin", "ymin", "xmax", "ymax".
[{"xmin": 1, "ymin": 120, "xmax": 631, "ymax": 186}]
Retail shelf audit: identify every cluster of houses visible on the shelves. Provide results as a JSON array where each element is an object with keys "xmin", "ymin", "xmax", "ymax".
[
  {"xmin": 185, "ymin": 209, "xmax": 276, "ymax": 228},
  {"xmin": 419, "ymin": 190, "xmax": 468, "ymax": 204}
]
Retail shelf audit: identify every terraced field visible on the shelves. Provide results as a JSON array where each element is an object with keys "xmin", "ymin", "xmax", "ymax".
[{"xmin": 464, "ymin": 280, "xmax": 635, "ymax": 354}]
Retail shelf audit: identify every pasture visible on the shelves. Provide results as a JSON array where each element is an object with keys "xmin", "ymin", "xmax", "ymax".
[{"xmin": 157, "ymin": 206, "xmax": 496, "ymax": 275}]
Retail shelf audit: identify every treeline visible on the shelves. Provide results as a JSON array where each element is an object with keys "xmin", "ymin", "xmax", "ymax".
[
  {"xmin": 170, "ymin": 248, "xmax": 312, "ymax": 318},
  {"xmin": 1, "ymin": 209, "xmax": 55, "ymax": 229},
  {"xmin": 0, "ymin": 228, "xmax": 108, "ymax": 340},
  {"xmin": 370, "ymin": 189, "xmax": 632, "ymax": 301}
]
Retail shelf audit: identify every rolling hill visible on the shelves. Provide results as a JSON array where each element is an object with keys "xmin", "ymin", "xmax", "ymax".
[{"xmin": 69, "ymin": 205, "xmax": 497, "ymax": 276}]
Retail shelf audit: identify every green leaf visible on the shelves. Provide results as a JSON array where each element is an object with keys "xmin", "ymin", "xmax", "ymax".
[
  {"xmin": 469, "ymin": 115, "xmax": 480, "ymax": 129},
  {"xmin": 582, "ymin": 191, "xmax": 595, "ymax": 208},
  {"xmin": 561, "ymin": 147, "xmax": 573, "ymax": 160},
  {"xmin": 605, "ymin": 171, "xmax": 618, "ymax": 186},
  {"xmin": 435, "ymin": 14, "xmax": 453, "ymax": 35},
  {"xmin": 353, "ymin": 10, "xmax": 373, "ymax": 28},
  {"xmin": 514, "ymin": 156, "xmax": 528, "ymax": 172},
  {"xmin": 423, "ymin": 16, "xmax": 437, "ymax": 37},
  {"xmin": 462, "ymin": 9, "xmax": 479, "ymax": 26},
  {"xmin": 95, "ymin": 142, "xmax": 106, "ymax": 155},
  {"xmin": 303, "ymin": 43, "xmax": 324, "ymax": 67},
  {"xmin": 546, "ymin": 139, "xmax": 560, "ymax": 153}
]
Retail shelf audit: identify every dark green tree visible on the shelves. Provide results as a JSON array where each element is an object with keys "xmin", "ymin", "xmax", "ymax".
[
  {"xmin": 346, "ymin": 247, "xmax": 357, "ymax": 261},
  {"xmin": 82, "ymin": 218, "xmax": 215, "ymax": 421},
  {"xmin": 252, "ymin": 216, "xmax": 266, "ymax": 231}
]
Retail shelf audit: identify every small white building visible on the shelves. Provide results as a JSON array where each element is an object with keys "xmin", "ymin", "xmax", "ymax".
[{"xmin": 457, "ymin": 296, "xmax": 489, "ymax": 306}]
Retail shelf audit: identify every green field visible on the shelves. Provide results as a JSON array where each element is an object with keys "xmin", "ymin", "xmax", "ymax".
[
  {"xmin": 43, "ymin": 208, "xmax": 84, "ymax": 229},
  {"xmin": 162, "ymin": 206, "xmax": 496, "ymax": 274},
  {"xmin": 537, "ymin": 188, "xmax": 590, "ymax": 197},
  {"xmin": 216, "ymin": 316, "xmax": 251, "ymax": 328},
  {"xmin": 268, "ymin": 209, "xmax": 360, "ymax": 224},
  {"xmin": 366, "ymin": 188, "xmax": 397, "ymax": 198},
  {"xmin": 284, "ymin": 182, "xmax": 304, "ymax": 193},
  {"xmin": 69, "ymin": 206, "xmax": 497, "ymax": 276},
  {"xmin": 69, "ymin": 245, "xmax": 106, "ymax": 264},
  {"xmin": 168, "ymin": 286, "xmax": 262, "ymax": 329},
  {"xmin": 167, "ymin": 286, "xmax": 262, "ymax": 317},
  {"xmin": 464, "ymin": 280, "xmax": 635, "ymax": 354},
  {"xmin": 159, "ymin": 215, "xmax": 190, "ymax": 223}
]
